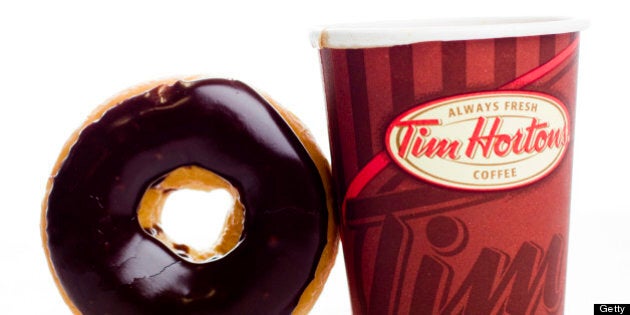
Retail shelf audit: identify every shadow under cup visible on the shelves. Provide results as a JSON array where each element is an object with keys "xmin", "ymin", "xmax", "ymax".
[{"xmin": 312, "ymin": 17, "xmax": 588, "ymax": 314}]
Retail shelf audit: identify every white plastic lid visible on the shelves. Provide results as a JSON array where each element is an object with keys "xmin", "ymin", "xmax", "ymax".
[{"xmin": 311, "ymin": 17, "xmax": 589, "ymax": 49}]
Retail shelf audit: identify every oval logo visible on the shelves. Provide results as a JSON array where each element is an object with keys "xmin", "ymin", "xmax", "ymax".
[{"xmin": 385, "ymin": 91, "xmax": 570, "ymax": 190}]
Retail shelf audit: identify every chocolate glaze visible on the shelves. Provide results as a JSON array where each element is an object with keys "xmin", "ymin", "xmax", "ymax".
[{"xmin": 45, "ymin": 79, "xmax": 328, "ymax": 314}]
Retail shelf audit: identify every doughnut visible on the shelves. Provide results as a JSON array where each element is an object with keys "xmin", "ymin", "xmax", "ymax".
[{"xmin": 41, "ymin": 78, "xmax": 338, "ymax": 314}]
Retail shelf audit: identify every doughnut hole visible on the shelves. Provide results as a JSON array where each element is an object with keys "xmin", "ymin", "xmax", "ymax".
[
  {"xmin": 137, "ymin": 165, "xmax": 245, "ymax": 263},
  {"xmin": 160, "ymin": 189, "xmax": 233, "ymax": 255}
]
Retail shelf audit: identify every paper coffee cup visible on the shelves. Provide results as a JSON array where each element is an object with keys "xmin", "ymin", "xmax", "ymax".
[{"xmin": 312, "ymin": 17, "xmax": 587, "ymax": 314}]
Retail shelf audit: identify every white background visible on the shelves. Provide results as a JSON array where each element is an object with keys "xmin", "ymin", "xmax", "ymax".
[{"xmin": 0, "ymin": 1, "xmax": 627, "ymax": 314}]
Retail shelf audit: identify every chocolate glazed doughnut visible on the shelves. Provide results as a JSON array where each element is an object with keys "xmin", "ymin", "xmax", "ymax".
[{"xmin": 42, "ymin": 78, "xmax": 338, "ymax": 314}]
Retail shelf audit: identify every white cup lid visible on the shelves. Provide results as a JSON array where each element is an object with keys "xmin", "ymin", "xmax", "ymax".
[{"xmin": 311, "ymin": 17, "xmax": 589, "ymax": 49}]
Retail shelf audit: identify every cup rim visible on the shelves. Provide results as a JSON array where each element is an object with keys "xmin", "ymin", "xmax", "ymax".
[{"xmin": 311, "ymin": 17, "xmax": 589, "ymax": 49}]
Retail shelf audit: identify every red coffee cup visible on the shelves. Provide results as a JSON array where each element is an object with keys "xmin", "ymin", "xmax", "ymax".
[{"xmin": 312, "ymin": 17, "xmax": 587, "ymax": 314}]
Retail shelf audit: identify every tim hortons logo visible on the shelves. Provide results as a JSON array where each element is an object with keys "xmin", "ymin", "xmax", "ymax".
[
  {"xmin": 405, "ymin": 219, "xmax": 565, "ymax": 314},
  {"xmin": 385, "ymin": 91, "xmax": 570, "ymax": 190}
]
